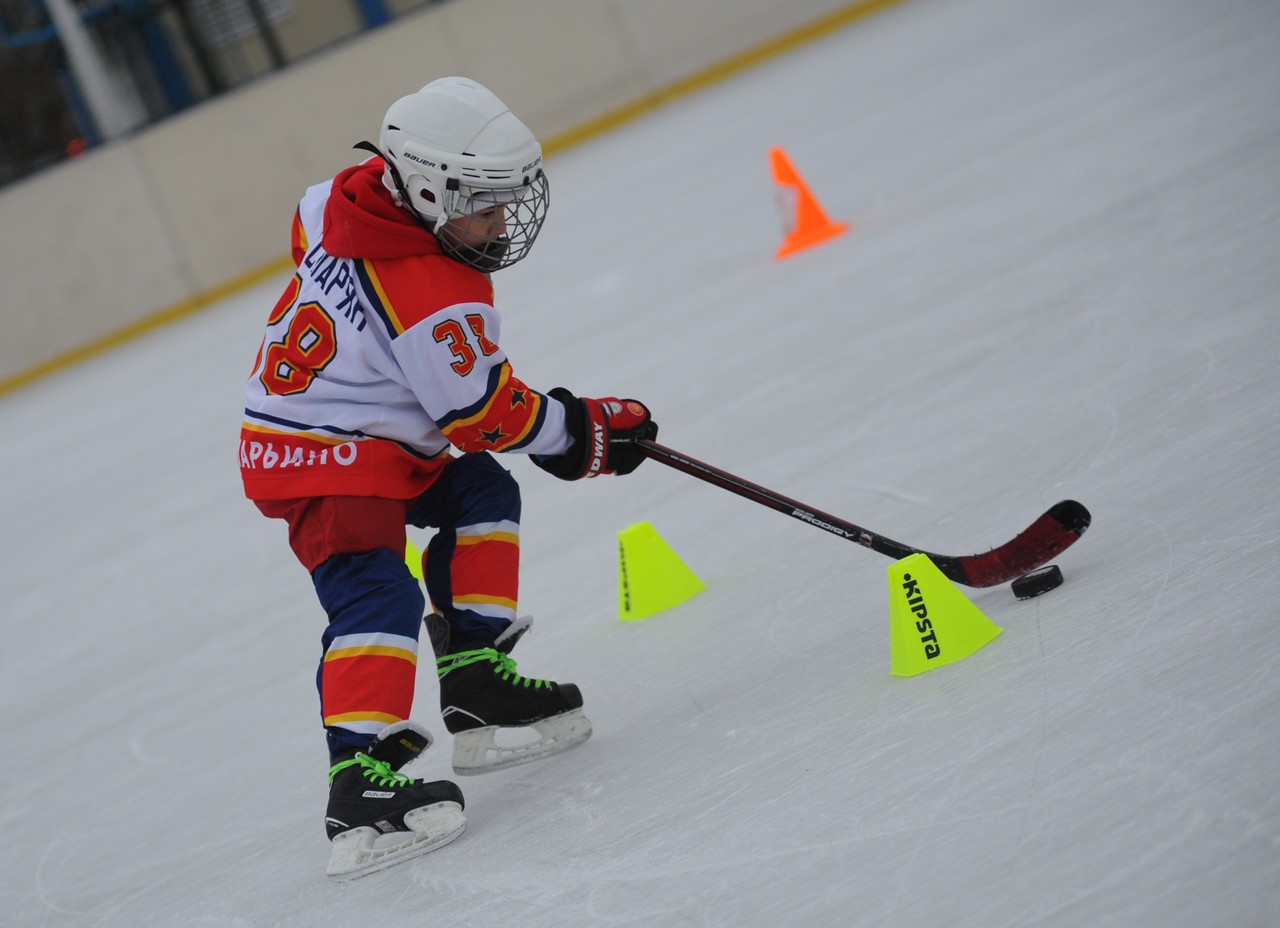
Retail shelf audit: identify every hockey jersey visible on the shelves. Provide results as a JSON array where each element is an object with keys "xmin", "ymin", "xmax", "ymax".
[{"xmin": 240, "ymin": 158, "xmax": 571, "ymax": 501}]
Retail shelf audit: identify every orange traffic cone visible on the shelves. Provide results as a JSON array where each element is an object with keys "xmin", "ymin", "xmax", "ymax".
[{"xmin": 770, "ymin": 147, "xmax": 850, "ymax": 260}]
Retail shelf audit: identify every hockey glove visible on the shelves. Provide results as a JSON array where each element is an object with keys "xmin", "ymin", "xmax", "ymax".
[{"xmin": 532, "ymin": 387, "xmax": 657, "ymax": 480}]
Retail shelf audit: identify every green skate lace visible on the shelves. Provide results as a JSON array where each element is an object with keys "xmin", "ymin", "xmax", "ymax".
[
  {"xmin": 327, "ymin": 753, "xmax": 418, "ymax": 788},
  {"xmin": 437, "ymin": 647, "xmax": 552, "ymax": 690}
]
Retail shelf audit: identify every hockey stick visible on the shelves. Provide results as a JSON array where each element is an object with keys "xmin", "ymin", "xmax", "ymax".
[{"xmin": 636, "ymin": 439, "xmax": 1090, "ymax": 588}]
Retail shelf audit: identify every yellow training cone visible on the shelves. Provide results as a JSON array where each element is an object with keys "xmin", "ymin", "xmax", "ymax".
[
  {"xmin": 618, "ymin": 522, "xmax": 706, "ymax": 621},
  {"xmin": 888, "ymin": 553, "xmax": 1002, "ymax": 676},
  {"xmin": 405, "ymin": 537, "xmax": 424, "ymax": 580}
]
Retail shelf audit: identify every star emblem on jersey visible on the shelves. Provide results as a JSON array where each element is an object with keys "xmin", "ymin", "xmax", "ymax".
[
  {"xmin": 480, "ymin": 426, "xmax": 508, "ymax": 446},
  {"xmin": 510, "ymin": 388, "xmax": 527, "ymax": 408}
]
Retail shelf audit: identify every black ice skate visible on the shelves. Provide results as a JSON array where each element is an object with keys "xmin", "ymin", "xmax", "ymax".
[
  {"xmin": 426, "ymin": 614, "xmax": 593, "ymax": 775},
  {"xmin": 324, "ymin": 720, "xmax": 466, "ymax": 880}
]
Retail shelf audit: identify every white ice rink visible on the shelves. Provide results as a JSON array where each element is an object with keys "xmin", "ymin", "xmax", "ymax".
[{"xmin": 3, "ymin": 0, "xmax": 1279, "ymax": 924}]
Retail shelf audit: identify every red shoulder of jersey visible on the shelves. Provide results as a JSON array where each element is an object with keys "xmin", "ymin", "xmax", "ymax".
[
  {"xmin": 290, "ymin": 208, "xmax": 308, "ymax": 266},
  {"xmin": 355, "ymin": 254, "xmax": 495, "ymax": 337}
]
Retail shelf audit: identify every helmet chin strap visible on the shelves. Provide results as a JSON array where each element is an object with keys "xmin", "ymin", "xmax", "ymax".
[{"xmin": 438, "ymin": 178, "xmax": 462, "ymax": 226}]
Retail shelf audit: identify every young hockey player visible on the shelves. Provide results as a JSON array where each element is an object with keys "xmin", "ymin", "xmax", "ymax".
[{"xmin": 239, "ymin": 77, "xmax": 657, "ymax": 878}]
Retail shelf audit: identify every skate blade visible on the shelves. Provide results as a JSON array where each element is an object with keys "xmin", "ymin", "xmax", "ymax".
[
  {"xmin": 452, "ymin": 708, "xmax": 593, "ymax": 776},
  {"xmin": 326, "ymin": 801, "xmax": 466, "ymax": 880}
]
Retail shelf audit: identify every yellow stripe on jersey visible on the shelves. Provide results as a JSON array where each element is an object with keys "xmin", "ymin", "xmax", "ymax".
[
  {"xmin": 241, "ymin": 420, "xmax": 356, "ymax": 445},
  {"xmin": 358, "ymin": 259, "xmax": 407, "ymax": 335}
]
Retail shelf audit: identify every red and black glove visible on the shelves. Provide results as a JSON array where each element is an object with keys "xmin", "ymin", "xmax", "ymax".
[{"xmin": 533, "ymin": 387, "xmax": 658, "ymax": 480}]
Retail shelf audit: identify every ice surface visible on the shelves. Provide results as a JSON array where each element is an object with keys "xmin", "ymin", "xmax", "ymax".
[{"xmin": 3, "ymin": 0, "xmax": 1278, "ymax": 924}]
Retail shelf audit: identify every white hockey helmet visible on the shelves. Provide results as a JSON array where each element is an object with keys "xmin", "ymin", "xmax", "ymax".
[{"xmin": 372, "ymin": 77, "xmax": 549, "ymax": 271}]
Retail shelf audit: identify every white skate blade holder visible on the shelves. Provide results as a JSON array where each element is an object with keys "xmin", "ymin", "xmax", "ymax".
[
  {"xmin": 451, "ymin": 708, "xmax": 592, "ymax": 775},
  {"xmin": 326, "ymin": 801, "xmax": 466, "ymax": 881}
]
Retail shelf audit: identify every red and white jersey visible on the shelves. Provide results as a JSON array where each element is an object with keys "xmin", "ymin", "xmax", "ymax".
[{"xmin": 240, "ymin": 159, "xmax": 570, "ymax": 501}]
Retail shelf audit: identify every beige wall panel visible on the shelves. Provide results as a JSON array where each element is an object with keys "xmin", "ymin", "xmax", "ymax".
[
  {"xmin": 431, "ymin": 0, "xmax": 648, "ymax": 139},
  {"xmin": 0, "ymin": 145, "xmax": 190, "ymax": 377},
  {"xmin": 131, "ymin": 11, "xmax": 465, "ymax": 293},
  {"xmin": 276, "ymin": 0, "xmax": 363, "ymax": 60}
]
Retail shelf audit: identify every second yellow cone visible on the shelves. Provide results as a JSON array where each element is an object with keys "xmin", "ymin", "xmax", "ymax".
[{"xmin": 888, "ymin": 552, "xmax": 1002, "ymax": 676}]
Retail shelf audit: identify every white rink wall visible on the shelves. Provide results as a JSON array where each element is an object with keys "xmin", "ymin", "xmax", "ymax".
[{"xmin": 0, "ymin": 0, "xmax": 897, "ymax": 388}]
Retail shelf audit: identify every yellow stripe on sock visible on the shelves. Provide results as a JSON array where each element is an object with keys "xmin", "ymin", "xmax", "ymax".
[
  {"xmin": 323, "ymin": 711, "xmax": 404, "ymax": 727},
  {"xmin": 455, "ymin": 531, "xmax": 519, "ymax": 547},
  {"xmin": 323, "ymin": 645, "xmax": 418, "ymax": 664}
]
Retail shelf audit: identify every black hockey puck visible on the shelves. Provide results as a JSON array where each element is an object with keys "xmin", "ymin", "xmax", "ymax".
[{"xmin": 1011, "ymin": 565, "xmax": 1064, "ymax": 599}]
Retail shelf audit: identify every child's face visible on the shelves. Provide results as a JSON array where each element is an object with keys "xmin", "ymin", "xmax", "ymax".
[{"xmin": 442, "ymin": 205, "xmax": 508, "ymax": 248}]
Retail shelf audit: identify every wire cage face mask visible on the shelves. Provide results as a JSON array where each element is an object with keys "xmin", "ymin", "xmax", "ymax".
[
  {"xmin": 434, "ymin": 171, "xmax": 550, "ymax": 272},
  {"xmin": 369, "ymin": 77, "xmax": 551, "ymax": 271}
]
